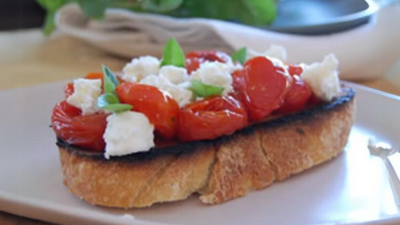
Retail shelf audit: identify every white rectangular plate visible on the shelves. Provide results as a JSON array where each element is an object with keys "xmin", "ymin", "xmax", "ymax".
[{"xmin": 0, "ymin": 81, "xmax": 400, "ymax": 225}]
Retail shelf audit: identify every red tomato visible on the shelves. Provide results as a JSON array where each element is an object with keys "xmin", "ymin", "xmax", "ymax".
[
  {"xmin": 233, "ymin": 56, "xmax": 291, "ymax": 121},
  {"xmin": 51, "ymin": 101, "xmax": 107, "ymax": 152},
  {"xmin": 177, "ymin": 95, "xmax": 247, "ymax": 142},
  {"xmin": 185, "ymin": 50, "xmax": 230, "ymax": 74},
  {"xmin": 116, "ymin": 83, "xmax": 179, "ymax": 139},
  {"xmin": 275, "ymin": 75, "xmax": 312, "ymax": 114},
  {"xmin": 288, "ymin": 64, "xmax": 304, "ymax": 76},
  {"xmin": 64, "ymin": 83, "xmax": 74, "ymax": 98}
]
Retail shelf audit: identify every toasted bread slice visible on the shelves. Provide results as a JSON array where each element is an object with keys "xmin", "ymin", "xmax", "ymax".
[{"xmin": 57, "ymin": 88, "xmax": 355, "ymax": 208}]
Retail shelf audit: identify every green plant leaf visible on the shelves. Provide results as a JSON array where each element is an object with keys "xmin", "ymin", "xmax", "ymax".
[
  {"xmin": 232, "ymin": 47, "xmax": 247, "ymax": 64},
  {"xmin": 78, "ymin": 0, "xmax": 107, "ymax": 19},
  {"xmin": 167, "ymin": 0, "xmax": 277, "ymax": 26},
  {"xmin": 98, "ymin": 93, "xmax": 120, "ymax": 107},
  {"xmin": 191, "ymin": 80, "xmax": 224, "ymax": 98},
  {"xmin": 160, "ymin": 38, "xmax": 185, "ymax": 68},
  {"xmin": 102, "ymin": 104, "xmax": 133, "ymax": 113},
  {"xmin": 97, "ymin": 93, "xmax": 133, "ymax": 113},
  {"xmin": 239, "ymin": 0, "xmax": 277, "ymax": 25},
  {"xmin": 142, "ymin": 0, "xmax": 183, "ymax": 12},
  {"xmin": 37, "ymin": 0, "xmax": 69, "ymax": 35},
  {"xmin": 37, "ymin": 0, "xmax": 68, "ymax": 10},
  {"xmin": 102, "ymin": 65, "xmax": 120, "ymax": 94}
]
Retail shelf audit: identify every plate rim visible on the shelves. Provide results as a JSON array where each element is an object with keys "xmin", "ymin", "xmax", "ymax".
[{"xmin": 0, "ymin": 81, "xmax": 399, "ymax": 225}]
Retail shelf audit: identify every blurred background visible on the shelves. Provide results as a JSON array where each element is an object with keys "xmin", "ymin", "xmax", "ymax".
[{"xmin": 0, "ymin": 0, "xmax": 45, "ymax": 30}]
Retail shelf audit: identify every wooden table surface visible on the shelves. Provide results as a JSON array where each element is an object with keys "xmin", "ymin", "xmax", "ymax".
[{"xmin": 0, "ymin": 29, "xmax": 399, "ymax": 225}]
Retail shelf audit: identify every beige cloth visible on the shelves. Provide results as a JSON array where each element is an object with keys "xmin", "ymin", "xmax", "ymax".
[{"xmin": 56, "ymin": 3, "xmax": 400, "ymax": 80}]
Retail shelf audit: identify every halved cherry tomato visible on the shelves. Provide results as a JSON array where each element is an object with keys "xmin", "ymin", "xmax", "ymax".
[
  {"xmin": 51, "ymin": 100, "xmax": 108, "ymax": 152},
  {"xmin": 116, "ymin": 83, "xmax": 179, "ymax": 139},
  {"xmin": 275, "ymin": 75, "xmax": 312, "ymax": 114},
  {"xmin": 185, "ymin": 50, "xmax": 230, "ymax": 74},
  {"xmin": 233, "ymin": 56, "xmax": 291, "ymax": 121},
  {"xmin": 177, "ymin": 95, "xmax": 247, "ymax": 142}
]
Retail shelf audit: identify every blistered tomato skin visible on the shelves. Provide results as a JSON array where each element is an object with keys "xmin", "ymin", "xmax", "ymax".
[
  {"xmin": 116, "ymin": 82, "xmax": 179, "ymax": 140},
  {"xmin": 185, "ymin": 50, "xmax": 230, "ymax": 74},
  {"xmin": 177, "ymin": 95, "xmax": 247, "ymax": 142},
  {"xmin": 275, "ymin": 75, "xmax": 312, "ymax": 114},
  {"xmin": 233, "ymin": 56, "xmax": 291, "ymax": 122},
  {"xmin": 51, "ymin": 101, "xmax": 108, "ymax": 152}
]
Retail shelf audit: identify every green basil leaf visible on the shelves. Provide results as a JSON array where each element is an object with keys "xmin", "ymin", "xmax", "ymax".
[
  {"xmin": 232, "ymin": 47, "xmax": 247, "ymax": 64},
  {"xmin": 37, "ymin": 0, "xmax": 68, "ymax": 11},
  {"xmin": 166, "ymin": 0, "xmax": 277, "ymax": 26},
  {"xmin": 98, "ymin": 93, "xmax": 133, "ymax": 113},
  {"xmin": 102, "ymin": 65, "xmax": 120, "ymax": 94},
  {"xmin": 98, "ymin": 93, "xmax": 120, "ymax": 107},
  {"xmin": 142, "ymin": 0, "xmax": 183, "ymax": 12},
  {"xmin": 160, "ymin": 38, "xmax": 185, "ymax": 68},
  {"xmin": 78, "ymin": 0, "xmax": 107, "ymax": 19},
  {"xmin": 102, "ymin": 104, "xmax": 133, "ymax": 113},
  {"xmin": 37, "ymin": 0, "xmax": 69, "ymax": 35},
  {"xmin": 191, "ymin": 80, "xmax": 224, "ymax": 98}
]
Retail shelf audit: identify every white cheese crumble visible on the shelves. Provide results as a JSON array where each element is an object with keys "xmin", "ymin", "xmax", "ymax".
[
  {"xmin": 190, "ymin": 61, "xmax": 233, "ymax": 95},
  {"xmin": 247, "ymin": 45, "xmax": 287, "ymax": 61},
  {"xmin": 140, "ymin": 74, "xmax": 193, "ymax": 107},
  {"xmin": 301, "ymin": 54, "xmax": 341, "ymax": 101},
  {"xmin": 66, "ymin": 78, "xmax": 102, "ymax": 115},
  {"xmin": 159, "ymin": 65, "xmax": 189, "ymax": 85},
  {"xmin": 122, "ymin": 56, "xmax": 160, "ymax": 82},
  {"xmin": 103, "ymin": 111, "xmax": 154, "ymax": 159}
]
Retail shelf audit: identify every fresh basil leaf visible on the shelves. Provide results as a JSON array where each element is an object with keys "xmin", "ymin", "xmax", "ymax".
[
  {"xmin": 232, "ymin": 47, "xmax": 247, "ymax": 64},
  {"xmin": 142, "ymin": 0, "xmax": 183, "ymax": 12},
  {"xmin": 167, "ymin": 0, "xmax": 277, "ymax": 26},
  {"xmin": 102, "ymin": 65, "xmax": 120, "ymax": 94},
  {"xmin": 102, "ymin": 104, "xmax": 133, "ymax": 113},
  {"xmin": 239, "ymin": 0, "xmax": 277, "ymax": 25},
  {"xmin": 37, "ymin": 0, "xmax": 68, "ymax": 11},
  {"xmin": 37, "ymin": 0, "xmax": 69, "ymax": 35},
  {"xmin": 78, "ymin": 0, "xmax": 107, "ymax": 19},
  {"xmin": 160, "ymin": 38, "xmax": 185, "ymax": 68},
  {"xmin": 98, "ymin": 93, "xmax": 120, "ymax": 108},
  {"xmin": 98, "ymin": 93, "xmax": 133, "ymax": 113},
  {"xmin": 191, "ymin": 80, "xmax": 224, "ymax": 98}
]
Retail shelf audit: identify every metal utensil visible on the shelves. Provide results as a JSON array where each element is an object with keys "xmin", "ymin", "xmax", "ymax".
[{"xmin": 368, "ymin": 139, "xmax": 400, "ymax": 210}]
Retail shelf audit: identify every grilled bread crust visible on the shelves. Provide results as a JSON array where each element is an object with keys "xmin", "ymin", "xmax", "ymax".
[{"xmin": 57, "ymin": 88, "xmax": 355, "ymax": 208}]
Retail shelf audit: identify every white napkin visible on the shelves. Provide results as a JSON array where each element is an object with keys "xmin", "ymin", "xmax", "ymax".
[{"xmin": 56, "ymin": 3, "xmax": 400, "ymax": 80}]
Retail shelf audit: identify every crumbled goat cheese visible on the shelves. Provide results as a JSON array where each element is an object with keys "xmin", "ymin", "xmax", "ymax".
[
  {"xmin": 122, "ymin": 56, "xmax": 160, "ymax": 82},
  {"xmin": 159, "ymin": 65, "xmax": 189, "ymax": 85},
  {"xmin": 190, "ymin": 61, "xmax": 233, "ymax": 95},
  {"xmin": 301, "ymin": 54, "xmax": 341, "ymax": 101},
  {"xmin": 66, "ymin": 78, "xmax": 102, "ymax": 115},
  {"xmin": 247, "ymin": 45, "xmax": 287, "ymax": 61},
  {"xmin": 103, "ymin": 111, "xmax": 154, "ymax": 159}
]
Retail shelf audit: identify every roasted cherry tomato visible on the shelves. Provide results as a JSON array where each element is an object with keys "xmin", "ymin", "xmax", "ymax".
[
  {"xmin": 275, "ymin": 75, "xmax": 312, "ymax": 114},
  {"xmin": 288, "ymin": 64, "xmax": 304, "ymax": 76},
  {"xmin": 185, "ymin": 50, "xmax": 230, "ymax": 74},
  {"xmin": 116, "ymin": 82, "xmax": 179, "ymax": 139},
  {"xmin": 233, "ymin": 56, "xmax": 291, "ymax": 121},
  {"xmin": 51, "ymin": 100, "xmax": 108, "ymax": 152},
  {"xmin": 177, "ymin": 95, "xmax": 247, "ymax": 142}
]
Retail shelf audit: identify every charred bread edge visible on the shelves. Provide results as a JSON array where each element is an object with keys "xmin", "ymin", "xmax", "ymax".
[{"xmin": 56, "ymin": 88, "xmax": 355, "ymax": 163}]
